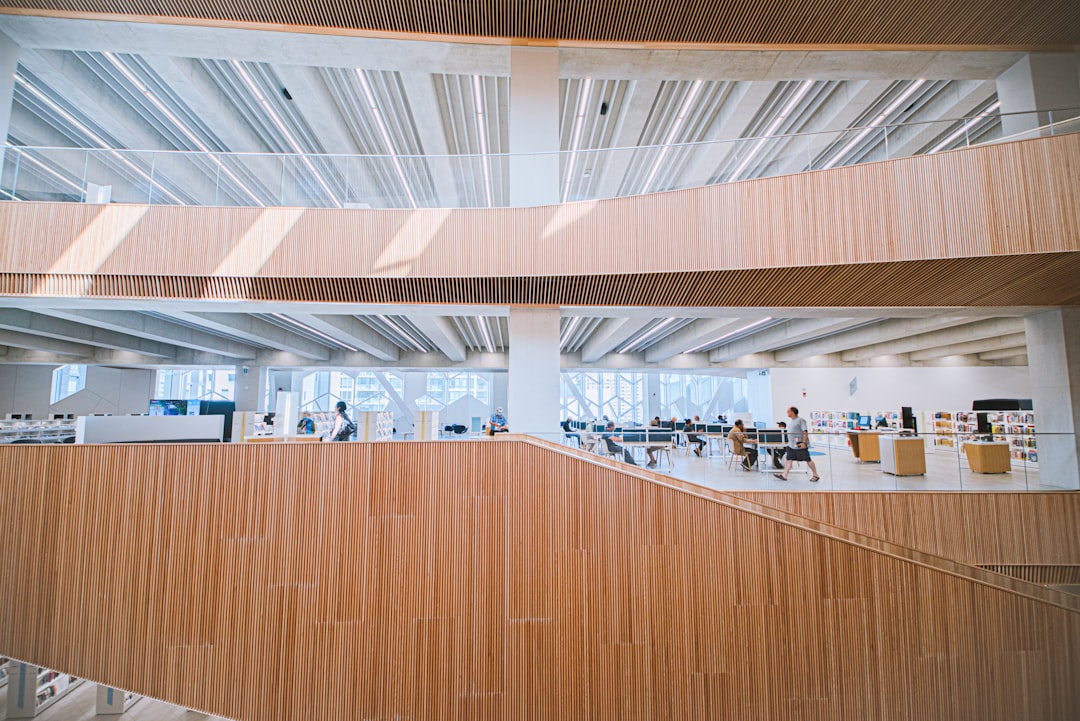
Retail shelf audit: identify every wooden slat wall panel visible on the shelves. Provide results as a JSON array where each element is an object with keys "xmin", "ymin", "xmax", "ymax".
[
  {"xmin": 1, "ymin": 0, "xmax": 1079, "ymax": 47},
  {"xmin": 1, "ymin": 252, "xmax": 1078, "ymax": 306},
  {"xmin": 979, "ymin": 565, "xmax": 1080, "ymax": 584},
  {"xmin": 733, "ymin": 492, "xmax": 1080, "ymax": 566},
  {"xmin": 1, "ymin": 441, "xmax": 1079, "ymax": 721},
  {"xmin": 0, "ymin": 134, "xmax": 1078, "ymax": 281}
]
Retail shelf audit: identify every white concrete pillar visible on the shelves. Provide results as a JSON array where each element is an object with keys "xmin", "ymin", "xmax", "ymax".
[
  {"xmin": 509, "ymin": 47, "xmax": 560, "ymax": 207},
  {"xmin": 1024, "ymin": 309, "xmax": 1080, "ymax": 489},
  {"xmin": 996, "ymin": 53, "xmax": 1080, "ymax": 136},
  {"xmin": 507, "ymin": 307, "xmax": 561, "ymax": 435},
  {"xmin": 234, "ymin": 364, "xmax": 263, "ymax": 412}
]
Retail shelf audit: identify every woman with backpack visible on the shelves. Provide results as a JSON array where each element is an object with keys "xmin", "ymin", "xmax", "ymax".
[{"xmin": 331, "ymin": 401, "xmax": 356, "ymax": 442}]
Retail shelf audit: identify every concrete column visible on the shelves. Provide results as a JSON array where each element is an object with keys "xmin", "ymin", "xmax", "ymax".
[
  {"xmin": 234, "ymin": 364, "xmax": 263, "ymax": 412},
  {"xmin": 507, "ymin": 307, "xmax": 561, "ymax": 435},
  {"xmin": 645, "ymin": 372, "xmax": 662, "ymax": 421},
  {"xmin": 0, "ymin": 32, "xmax": 18, "ymax": 144},
  {"xmin": 509, "ymin": 47, "xmax": 560, "ymax": 207},
  {"xmin": 1024, "ymin": 309, "xmax": 1080, "ymax": 489},
  {"xmin": 996, "ymin": 53, "xmax": 1080, "ymax": 136}
]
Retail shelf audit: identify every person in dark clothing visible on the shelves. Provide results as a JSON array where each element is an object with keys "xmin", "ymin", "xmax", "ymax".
[
  {"xmin": 770, "ymin": 421, "xmax": 788, "ymax": 468},
  {"xmin": 683, "ymin": 419, "xmax": 706, "ymax": 457},
  {"xmin": 601, "ymin": 421, "xmax": 637, "ymax": 465}
]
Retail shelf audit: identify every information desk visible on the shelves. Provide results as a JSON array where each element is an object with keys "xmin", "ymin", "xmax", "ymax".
[
  {"xmin": 964, "ymin": 441, "xmax": 1012, "ymax": 473},
  {"xmin": 847, "ymin": 431, "xmax": 881, "ymax": 462},
  {"xmin": 879, "ymin": 435, "xmax": 926, "ymax": 476},
  {"xmin": 245, "ymin": 434, "xmax": 324, "ymax": 443}
]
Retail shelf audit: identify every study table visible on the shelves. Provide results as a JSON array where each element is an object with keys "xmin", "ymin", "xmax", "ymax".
[
  {"xmin": 847, "ymin": 430, "xmax": 882, "ymax": 462},
  {"xmin": 879, "ymin": 435, "xmax": 926, "ymax": 476}
]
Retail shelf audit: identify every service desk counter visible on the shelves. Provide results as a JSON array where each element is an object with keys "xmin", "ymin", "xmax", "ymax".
[
  {"xmin": 964, "ymin": 441, "xmax": 1012, "ymax": 473},
  {"xmin": 245, "ymin": 434, "xmax": 324, "ymax": 443},
  {"xmin": 847, "ymin": 431, "xmax": 881, "ymax": 462},
  {"xmin": 879, "ymin": 435, "xmax": 926, "ymax": 476}
]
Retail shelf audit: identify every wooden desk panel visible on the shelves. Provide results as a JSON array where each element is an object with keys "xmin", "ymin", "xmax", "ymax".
[
  {"xmin": 879, "ymin": 436, "xmax": 926, "ymax": 476},
  {"xmin": 965, "ymin": 442, "xmax": 1012, "ymax": 473},
  {"xmin": 848, "ymin": 431, "xmax": 881, "ymax": 462}
]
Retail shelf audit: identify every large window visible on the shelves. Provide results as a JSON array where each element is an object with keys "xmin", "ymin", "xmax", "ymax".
[
  {"xmin": 298, "ymin": 370, "xmax": 404, "ymax": 415},
  {"xmin": 560, "ymin": 371, "xmax": 749, "ymax": 424},
  {"xmin": 50, "ymin": 364, "xmax": 86, "ymax": 404},
  {"xmin": 155, "ymin": 368, "xmax": 235, "ymax": 401}
]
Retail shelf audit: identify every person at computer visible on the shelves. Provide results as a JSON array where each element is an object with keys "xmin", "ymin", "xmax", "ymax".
[
  {"xmin": 683, "ymin": 419, "xmax": 706, "ymax": 457},
  {"xmin": 650, "ymin": 416, "xmax": 661, "ymax": 427},
  {"xmin": 601, "ymin": 421, "xmax": 637, "ymax": 465},
  {"xmin": 728, "ymin": 419, "xmax": 758, "ymax": 470},
  {"xmin": 774, "ymin": 406, "xmax": 821, "ymax": 482},
  {"xmin": 561, "ymin": 415, "xmax": 582, "ymax": 446},
  {"xmin": 488, "ymin": 407, "xmax": 509, "ymax": 435}
]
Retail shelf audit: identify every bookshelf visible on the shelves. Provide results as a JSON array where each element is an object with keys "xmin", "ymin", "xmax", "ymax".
[
  {"xmin": 929, "ymin": 410, "xmax": 1038, "ymax": 464},
  {"xmin": 96, "ymin": 685, "xmax": 141, "ymax": 715},
  {"xmin": 5, "ymin": 663, "xmax": 84, "ymax": 718}
]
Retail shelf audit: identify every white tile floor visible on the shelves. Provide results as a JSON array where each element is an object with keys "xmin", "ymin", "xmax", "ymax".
[
  {"xmin": 0, "ymin": 681, "xmax": 231, "ymax": 721},
  {"xmin": 569, "ymin": 439, "xmax": 1057, "ymax": 492}
]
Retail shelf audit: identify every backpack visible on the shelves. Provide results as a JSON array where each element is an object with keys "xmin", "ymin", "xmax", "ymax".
[{"xmin": 334, "ymin": 416, "xmax": 357, "ymax": 442}]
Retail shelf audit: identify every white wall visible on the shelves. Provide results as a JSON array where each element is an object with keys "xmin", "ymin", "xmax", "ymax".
[
  {"xmin": 0, "ymin": 364, "xmax": 155, "ymax": 418},
  {"xmin": 769, "ymin": 366, "xmax": 1032, "ymax": 421}
]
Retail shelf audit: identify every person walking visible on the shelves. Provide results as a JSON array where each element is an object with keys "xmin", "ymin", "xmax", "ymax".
[
  {"xmin": 774, "ymin": 406, "xmax": 820, "ymax": 482},
  {"xmin": 330, "ymin": 401, "xmax": 355, "ymax": 442}
]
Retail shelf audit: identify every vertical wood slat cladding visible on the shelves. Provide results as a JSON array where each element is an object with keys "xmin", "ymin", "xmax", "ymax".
[
  {"xmin": 732, "ymin": 492, "xmax": 1080, "ymax": 566},
  {"xmin": 1, "ymin": 441, "xmax": 1079, "ymax": 721},
  {"xmin": 0, "ymin": 135, "xmax": 1078, "ymax": 284},
  {"xmin": 1, "ymin": 0, "xmax": 1080, "ymax": 47},
  {"xmin": 0, "ymin": 252, "xmax": 1079, "ymax": 306}
]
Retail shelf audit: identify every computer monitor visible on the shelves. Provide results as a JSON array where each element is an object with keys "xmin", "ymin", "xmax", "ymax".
[
  {"xmin": 901, "ymin": 407, "xmax": 917, "ymax": 433},
  {"xmin": 759, "ymin": 429, "xmax": 786, "ymax": 444},
  {"xmin": 149, "ymin": 399, "xmax": 195, "ymax": 416},
  {"xmin": 859, "ymin": 415, "xmax": 871, "ymax": 428},
  {"xmin": 754, "ymin": 421, "xmax": 766, "ymax": 429},
  {"xmin": 976, "ymin": 413, "xmax": 993, "ymax": 435}
]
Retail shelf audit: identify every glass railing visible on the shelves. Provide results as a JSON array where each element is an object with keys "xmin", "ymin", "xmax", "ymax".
[
  {"xmin": 1, "ymin": 108, "xmax": 1077, "ymax": 209},
  {"xmin": 512, "ymin": 430, "xmax": 1076, "ymax": 493}
]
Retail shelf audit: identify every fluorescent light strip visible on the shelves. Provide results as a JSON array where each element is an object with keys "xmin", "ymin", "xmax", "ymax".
[
  {"xmin": 683, "ymin": 317, "xmax": 774, "ymax": 354},
  {"xmin": 559, "ymin": 316, "xmax": 582, "ymax": 348},
  {"xmin": 231, "ymin": 60, "xmax": 341, "ymax": 208},
  {"xmin": 561, "ymin": 77, "xmax": 593, "ymax": 202},
  {"xmin": 15, "ymin": 74, "xmax": 185, "ymax": 204},
  {"xmin": 476, "ymin": 316, "xmax": 495, "ymax": 353},
  {"xmin": 729, "ymin": 78, "xmax": 815, "ymax": 181},
  {"xmin": 270, "ymin": 313, "xmax": 359, "ymax": 352},
  {"xmin": 354, "ymin": 69, "xmax": 418, "ymax": 208},
  {"xmin": 640, "ymin": 79, "xmax": 705, "ymax": 193},
  {"xmin": 928, "ymin": 101, "xmax": 1001, "ymax": 154},
  {"xmin": 103, "ymin": 52, "xmax": 265, "ymax": 207},
  {"xmin": 471, "ymin": 75, "xmax": 494, "ymax": 208},
  {"xmin": 820, "ymin": 78, "xmax": 927, "ymax": 170},
  {"xmin": 619, "ymin": 317, "xmax": 678, "ymax": 354},
  {"xmin": 377, "ymin": 315, "xmax": 427, "ymax": 353}
]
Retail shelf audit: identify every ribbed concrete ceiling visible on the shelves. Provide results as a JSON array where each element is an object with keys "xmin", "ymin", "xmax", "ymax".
[
  {"xmin": 5, "ymin": 48, "xmax": 1001, "ymax": 207},
  {"xmin": 1, "ymin": 1, "xmax": 1078, "ymax": 47}
]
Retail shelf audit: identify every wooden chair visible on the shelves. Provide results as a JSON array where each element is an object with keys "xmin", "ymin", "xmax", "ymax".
[{"xmin": 726, "ymin": 439, "xmax": 749, "ymax": 471}]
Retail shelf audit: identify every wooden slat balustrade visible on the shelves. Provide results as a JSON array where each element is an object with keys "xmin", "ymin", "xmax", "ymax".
[{"xmin": 1, "ymin": 438, "xmax": 1079, "ymax": 720}]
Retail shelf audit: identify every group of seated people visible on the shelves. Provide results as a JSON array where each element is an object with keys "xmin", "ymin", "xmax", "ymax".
[{"xmin": 563, "ymin": 414, "xmax": 790, "ymax": 472}]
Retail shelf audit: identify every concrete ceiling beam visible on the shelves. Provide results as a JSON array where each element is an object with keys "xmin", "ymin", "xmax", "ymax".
[
  {"xmin": 164, "ymin": 311, "xmax": 331, "ymax": 360},
  {"xmin": 909, "ymin": 332, "xmax": 1027, "ymax": 361},
  {"xmin": 978, "ymin": 346, "xmax": 1029, "ymax": 361},
  {"xmin": 593, "ymin": 79, "xmax": 662, "ymax": 199},
  {"xmin": 840, "ymin": 318, "xmax": 1025, "ymax": 362},
  {"xmin": 0, "ymin": 308, "xmax": 177, "ymax": 357},
  {"xmin": 775, "ymin": 316, "xmax": 980, "ymax": 362},
  {"xmin": 405, "ymin": 315, "xmax": 467, "ymax": 362},
  {"xmin": 30, "ymin": 308, "xmax": 259, "ymax": 358},
  {"xmin": 709, "ymin": 317, "xmax": 864, "ymax": 362},
  {"xmin": 579, "ymin": 317, "xmax": 654, "ymax": 363},
  {"xmin": 288, "ymin": 314, "xmax": 400, "ymax": 361},
  {"xmin": 644, "ymin": 317, "xmax": 751, "ymax": 363}
]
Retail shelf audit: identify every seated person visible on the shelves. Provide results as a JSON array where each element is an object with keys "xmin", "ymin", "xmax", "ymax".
[
  {"xmin": 682, "ymin": 419, "xmax": 706, "ymax": 457},
  {"xmin": 649, "ymin": 416, "xmax": 661, "ymax": 427},
  {"xmin": 487, "ymin": 407, "xmax": 509, "ymax": 435},
  {"xmin": 769, "ymin": 421, "xmax": 788, "ymax": 468},
  {"xmin": 561, "ymin": 416, "xmax": 582, "ymax": 445},
  {"xmin": 296, "ymin": 411, "xmax": 315, "ymax": 435},
  {"xmin": 601, "ymin": 421, "xmax": 637, "ymax": 465},
  {"xmin": 728, "ymin": 419, "xmax": 758, "ymax": 470}
]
